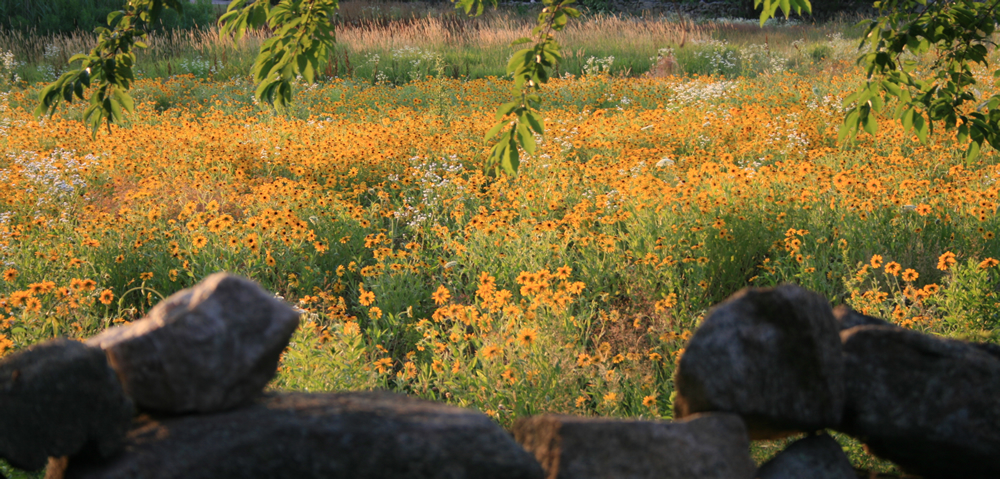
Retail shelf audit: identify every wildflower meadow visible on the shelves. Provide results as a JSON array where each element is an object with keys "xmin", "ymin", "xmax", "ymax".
[{"xmin": 2, "ymin": 5, "xmax": 999, "ymax": 475}]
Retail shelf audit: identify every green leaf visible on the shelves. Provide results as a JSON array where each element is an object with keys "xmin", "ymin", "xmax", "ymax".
[
  {"xmin": 901, "ymin": 107, "xmax": 914, "ymax": 132},
  {"xmin": 965, "ymin": 140, "xmax": 981, "ymax": 163},
  {"xmin": 507, "ymin": 48, "xmax": 532, "ymax": 74},
  {"xmin": 881, "ymin": 80, "xmax": 903, "ymax": 98},
  {"xmin": 484, "ymin": 121, "xmax": 506, "ymax": 142},
  {"xmin": 495, "ymin": 100, "xmax": 519, "ymax": 121},
  {"xmin": 523, "ymin": 110, "xmax": 544, "ymax": 135},
  {"xmin": 516, "ymin": 121, "xmax": 536, "ymax": 154},
  {"xmin": 109, "ymin": 98, "xmax": 123, "ymax": 123},
  {"xmin": 913, "ymin": 113, "xmax": 928, "ymax": 143},
  {"xmin": 838, "ymin": 109, "xmax": 860, "ymax": 142},
  {"xmin": 869, "ymin": 92, "xmax": 884, "ymax": 112},
  {"xmin": 106, "ymin": 10, "xmax": 124, "ymax": 27},
  {"xmin": 862, "ymin": 111, "xmax": 878, "ymax": 135},
  {"xmin": 115, "ymin": 89, "xmax": 135, "ymax": 113},
  {"xmin": 500, "ymin": 136, "xmax": 520, "ymax": 175}
]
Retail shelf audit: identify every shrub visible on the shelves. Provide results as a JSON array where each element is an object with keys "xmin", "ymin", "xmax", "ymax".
[{"xmin": 0, "ymin": 0, "xmax": 218, "ymax": 35}]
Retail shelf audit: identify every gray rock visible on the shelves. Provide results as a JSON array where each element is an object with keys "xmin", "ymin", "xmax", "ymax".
[
  {"xmin": 674, "ymin": 285, "xmax": 844, "ymax": 439},
  {"xmin": 838, "ymin": 325, "xmax": 1000, "ymax": 478},
  {"xmin": 64, "ymin": 391, "xmax": 544, "ymax": 479},
  {"xmin": 852, "ymin": 472, "xmax": 906, "ymax": 479},
  {"xmin": 86, "ymin": 272, "xmax": 300, "ymax": 413},
  {"xmin": 0, "ymin": 339, "xmax": 132, "ymax": 471},
  {"xmin": 973, "ymin": 340, "xmax": 1000, "ymax": 360},
  {"xmin": 755, "ymin": 433, "xmax": 855, "ymax": 479},
  {"xmin": 513, "ymin": 412, "xmax": 754, "ymax": 479}
]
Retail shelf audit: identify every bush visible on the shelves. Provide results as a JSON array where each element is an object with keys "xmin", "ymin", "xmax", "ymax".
[{"xmin": 809, "ymin": 44, "xmax": 833, "ymax": 62}]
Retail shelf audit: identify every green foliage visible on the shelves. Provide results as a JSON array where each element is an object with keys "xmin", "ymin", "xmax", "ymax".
[
  {"xmin": 156, "ymin": 0, "xmax": 218, "ymax": 31},
  {"xmin": 33, "ymin": 0, "xmax": 186, "ymax": 136},
  {"xmin": 0, "ymin": 0, "xmax": 216, "ymax": 35},
  {"xmin": 839, "ymin": 0, "xmax": 1000, "ymax": 162},
  {"xmin": 809, "ymin": 43, "xmax": 833, "ymax": 62},
  {"xmin": 0, "ymin": 460, "xmax": 41, "ymax": 479},
  {"xmin": 0, "ymin": 0, "xmax": 126, "ymax": 35},
  {"xmin": 271, "ymin": 322, "xmax": 386, "ymax": 392},
  {"xmin": 928, "ymin": 259, "xmax": 1000, "ymax": 339},
  {"xmin": 30, "ymin": 0, "xmax": 814, "ymax": 175},
  {"xmin": 476, "ymin": 0, "xmax": 580, "ymax": 176},
  {"xmin": 754, "ymin": 0, "xmax": 813, "ymax": 25},
  {"xmin": 578, "ymin": 0, "xmax": 613, "ymax": 13}
]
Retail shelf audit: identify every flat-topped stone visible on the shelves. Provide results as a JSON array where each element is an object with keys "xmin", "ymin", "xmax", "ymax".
[
  {"xmin": 513, "ymin": 412, "xmax": 754, "ymax": 479},
  {"xmin": 63, "ymin": 391, "xmax": 544, "ymax": 479}
]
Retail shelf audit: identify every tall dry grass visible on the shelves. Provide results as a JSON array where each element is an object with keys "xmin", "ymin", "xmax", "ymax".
[
  {"xmin": 0, "ymin": 2, "xmax": 867, "ymax": 84},
  {"xmin": 337, "ymin": 11, "xmax": 705, "ymax": 53},
  {"xmin": 0, "ymin": 3, "xmax": 706, "ymax": 63}
]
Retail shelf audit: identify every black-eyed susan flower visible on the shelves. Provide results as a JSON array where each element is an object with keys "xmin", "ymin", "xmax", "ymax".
[
  {"xmin": 884, "ymin": 262, "xmax": 902, "ymax": 276},
  {"xmin": 937, "ymin": 252, "xmax": 957, "ymax": 271},
  {"xmin": 24, "ymin": 297, "xmax": 42, "ymax": 312},
  {"xmin": 431, "ymin": 285, "xmax": 450, "ymax": 305},
  {"xmin": 517, "ymin": 328, "xmax": 537, "ymax": 347},
  {"xmin": 99, "ymin": 290, "xmax": 114, "ymax": 305},
  {"xmin": 373, "ymin": 357, "xmax": 392, "ymax": 374},
  {"xmin": 359, "ymin": 287, "xmax": 375, "ymax": 306},
  {"xmin": 870, "ymin": 254, "xmax": 883, "ymax": 269},
  {"xmin": 481, "ymin": 345, "xmax": 502, "ymax": 360}
]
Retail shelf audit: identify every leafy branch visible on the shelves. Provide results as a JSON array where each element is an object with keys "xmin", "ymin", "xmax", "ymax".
[
  {"xmin": 34, "ymin": 0, "xmax": 184, "ymax": 135},
  {"xmin": 479, "ymin": 0, "xmax": 579, "ymax": 176},
  {"xmin": 753, "ymin": 0, "xmax": 812, "ymax": 26},
  {"xmin": 219, "ymin": 0, "xmax": 338, "ymax": 110},
  {"xmin": 839, "ymin": 0, "xmax": 1000, "ymax": 162}
]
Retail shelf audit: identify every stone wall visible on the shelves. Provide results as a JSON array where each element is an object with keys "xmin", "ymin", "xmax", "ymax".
[{"xmin": 2, "ymin": 274, "xmax": 997, "ymax": 479}]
